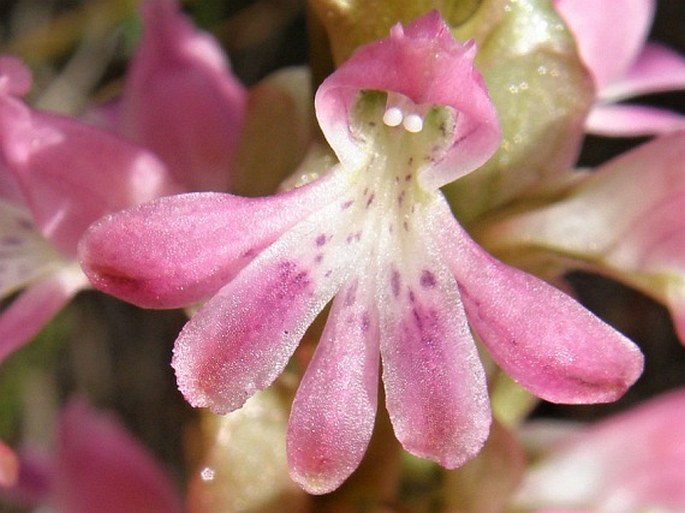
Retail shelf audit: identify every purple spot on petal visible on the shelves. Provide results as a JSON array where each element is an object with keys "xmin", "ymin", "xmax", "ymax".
[
  {"xmin": 412, "ymin": 307, "xmax": 423, "ymax": 329},
  {"xmin": 391, "ymin": 269, "xmax": 401, "ymax": 298},
  {"xmin": 274, "ymin": 261, "xmax": 311, "ymax": 301},
  {"xmin": 341, "ymin": 200, "xmax": 353, "ymax": 210},
  {"xmin": 366, "ymin": 193, "xmax": 375, "ymax": 208},
  {"xmin": 346, "ymin": 231, "xmax": 362, "ymax": 244},
  {"xmin": 404, "ymin": 174, "xmax": 412, "ymax": 182},
  {"xmin": 241, "ymin": 247, "xmax": 257, "ymax": 259},
  {"xmin": 361, "ymin": 312, "xmax": 370, "ymax": 332},
  {"xmin": 420, "ymin": 270, "xmax": 436, "ymax": 288},
  {"xmin": 314, "ymin": 253, "xmax": 324, "ymax": 264},
  {"xmin": 344, "ymin": 281, "xmax": 358, "ymax": 306},
  {"xmin": 408, "ymin": 289, "xmax": 416, "ymax": 303},
  {"xmin": 403, "ymin": 221, "xmax": 409, "ymax": 232},
  {"xmin": 315, "ymin": 234, "xmax": 327, "ymax": 246}
]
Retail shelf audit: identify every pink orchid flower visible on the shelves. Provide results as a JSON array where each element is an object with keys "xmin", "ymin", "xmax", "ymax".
[
  {"xmin": 79, "ymin": 12, "xmax": 644, "ymax": 494},
  {"xmin": 0, "ymin": 0, "xmax": 246, "ymax": 364},
  {"xmin": 4, "ymin": 400, "xmax": 184, "ymax": 513},
  {"xmin": 0, "ymin": 55, "xmax": 180, "ymax": 365},
  {"xmin": 514, "ymin": 388, "xmax": 685, "ymax": 513},
  {"xmin": 554, "ymin": 0, "xmax": 685, "ymax": 136}
]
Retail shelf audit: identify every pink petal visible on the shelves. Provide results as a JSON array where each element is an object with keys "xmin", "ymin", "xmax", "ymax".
[
  {"xmin": 517, "ymin": 389, "xmax": 685, "ymax": 511},
  {"xmin": 553, "ymin": 0, "xmax": 654, "ymax": 90},
  {"xmin": 0, "ymin": 163, "xmax": 24, "ymax": 205},
  {"xmin": 0, "ymin": 93, "xmax": 181, "ymax": 257},
  {"xmin": 601, "ymin": 43, "xmax": 685, "ymax": 101},
  {"xmin": 378, "ymin": 202, "xmax": 490, "ymax": 467},
  {"xmin": 0, "ymin": 266, "xmax": 87, "ymax": 365},
  {"xmin": 55, "ymin": 399, "xmax": 183, "ymax": 513},
  {"xmin": 0, "ymin": 439, "xmax": 18, "ymax": 488},
  {"xmin": 485, "ymin": 133, "xmax": 685, "ymax": 346},
  {"xmin": 79, "ymin": 170, "xmax": 351, "ymax": 309},
  {"xmin": 172, "ymin": 191, "xmax": 371, "ymax": 414},
  {"xmin": 586, "ymin": 103, "xmax": 685, "ymax": 137},
  {"xmin": 315, "ymin": 11, "xmax": 500, "ymax": 189},
  {"xmin": 0, "ymin": 56, "xmax": 32, "ymax": 97},
  {"xmin": 431, "ymin": 198, "xmax": 644, "ymax": 404},
  {"xmin": 287, "ymin": 276, "xmax": 380, "ymax": 494},
  {"xmin": 119, "ymin": 0, "xmax": 246, "ymax": 192}
]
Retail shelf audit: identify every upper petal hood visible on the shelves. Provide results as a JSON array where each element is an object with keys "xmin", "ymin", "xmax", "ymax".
[{"xmin": 315, "ymin": 11, "xmax": 501, "ymax": 189}]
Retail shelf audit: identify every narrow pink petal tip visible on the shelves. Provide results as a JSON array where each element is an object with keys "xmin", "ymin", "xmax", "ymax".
[
  {"xmin": 287, "ymin": 278, "xmax": 380, "ymax": 494},
  {"xmin": 433, "ymin": 199, "xmax": 644, "ymax": 404}
]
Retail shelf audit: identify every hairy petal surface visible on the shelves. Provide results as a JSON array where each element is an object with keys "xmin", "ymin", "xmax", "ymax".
[
  {"xmin": 378, "ymin": 198, "xmax": 490, "ymax": 467},
  {"xmin": 432, "ymin": 199, "xmax": 643, "ymax": 404},
  {"xmin": 172, "ymin": 193, "xmax": 369, "ymax": 414},
  {"xmin": 55, "ymin": 400, "xmax": 183, "ymax": 513},
  {"xmin": 119, "ymin": 0, "xmax": 246, "ymax": 191},
  {"xmin": 80, "ymin": 170, "xmax": 350, "ymax": 308},
  {"xmin": 0, "ymin": 265, "xmax": 88, "ymax": 364},
  {"xmin": 287, "ymin": 274, "xmax": 380, "ymax": 495}
]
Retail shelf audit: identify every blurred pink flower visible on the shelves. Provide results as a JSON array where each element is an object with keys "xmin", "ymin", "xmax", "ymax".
[
  {"xmin": 80, "ymin": 12, "xmax": 643, "ymax": 494},
  {"xmin": 0, "ymin": 0, "xmax": 246, "ymax": 364},
  {"xmin": 0, "ymin": 55, "xmax": 177, "ymax": 364},
  {"xmin": 554, "ymin": 0, "xmax": 685, "ymax": 136},
  {"xmin": 91, "ymin": 0, "xmax": 246, "ymax": 192},
  {"xmin": 515, "ymin": 388, "xmax": 685, "ymax": 513},
  {"xmin": 4, "ymin": 400, "xmax": 184, "ymax": 513}
]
